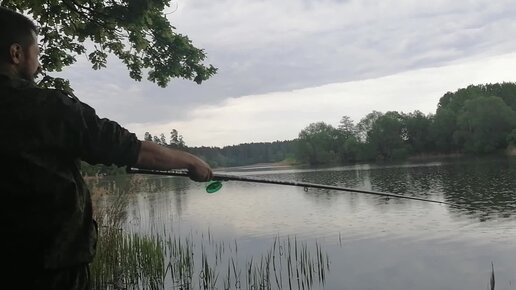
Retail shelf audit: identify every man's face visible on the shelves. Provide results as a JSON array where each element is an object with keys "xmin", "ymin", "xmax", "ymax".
[{"xmin": 16, "ymin": 30, "xmax": 40, "ymax": 82}]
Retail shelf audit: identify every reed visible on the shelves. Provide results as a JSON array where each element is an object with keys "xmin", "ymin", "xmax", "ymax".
[
  {"xmin": 89, "ymin": 178, "xmax": 330, "ymax": 289},
  {"xmin": 490, "ymin": 262, "xmax": 495, "ymax": 290},
  {"xmin": 91, "ymin": 227, "xmax": 330, "ymax": 289},
  {"xmin": 91, "ymin": 229, "xmax": 167, "ymax": 289}
]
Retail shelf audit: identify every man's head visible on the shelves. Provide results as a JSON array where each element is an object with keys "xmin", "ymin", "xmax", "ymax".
[{"xmin": 0, "ymin": 7, "xmax": 40, "ymax": 81}]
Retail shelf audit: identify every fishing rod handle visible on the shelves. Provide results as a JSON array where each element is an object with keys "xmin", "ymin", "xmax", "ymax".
[
  {"xmin": 127, "ymin": 167, "xmax": 233, "ymax": 181},
  {"xmin": 126, "ymin": 167, "xmax": 189, "ymax": 177}
]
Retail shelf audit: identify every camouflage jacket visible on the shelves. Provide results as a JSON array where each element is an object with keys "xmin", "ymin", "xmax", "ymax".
[{"xmin": 0, "ymin": 74, "xmax": 141, "ymax": 269}]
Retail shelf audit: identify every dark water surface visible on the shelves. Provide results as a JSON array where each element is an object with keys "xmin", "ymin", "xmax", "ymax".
[{"xmin": 93, "ymin": 157, "xmax": 516, "ymax": 289}]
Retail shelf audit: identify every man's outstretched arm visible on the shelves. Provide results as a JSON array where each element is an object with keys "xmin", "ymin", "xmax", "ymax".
[{"xmin": 135, "ymin": 141, "xmax": 213, "ymax": 182}]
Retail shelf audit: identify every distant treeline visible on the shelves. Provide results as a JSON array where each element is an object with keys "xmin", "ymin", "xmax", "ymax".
[
  {"xmin": 295, "ymin": 82, "xmax": 516, "ymax": 164},
  {"xmin": 82, "ymin": 82, "xmax": 516, "ymax": 176},
  {"xmin": 188, "ymin": 141, "xmax": 297, "ymax": 168}
]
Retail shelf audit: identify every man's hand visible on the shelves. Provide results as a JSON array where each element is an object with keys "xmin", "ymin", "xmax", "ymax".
[{"xmin": 187, "ymin": 156, "xmax": 213, "ymax": 182}]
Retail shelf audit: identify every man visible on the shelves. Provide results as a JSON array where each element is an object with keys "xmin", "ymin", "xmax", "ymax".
[{"xmin": 0, "ymin": 7, "xmax": 213, "ymax": 289}]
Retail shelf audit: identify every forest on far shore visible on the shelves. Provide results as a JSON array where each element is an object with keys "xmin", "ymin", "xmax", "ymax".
[{"xmin": 82, "ymin": 82, "xmax": 516, "ymax": 176}]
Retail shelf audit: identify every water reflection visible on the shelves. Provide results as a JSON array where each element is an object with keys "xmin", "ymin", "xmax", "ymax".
[
  {"xmin": 90, "ymin": 157, "xmax": 516, "ymax": 225},
  {"xmin": 438, "ymin": 158, "xmax": 516, "ymax": 219},
  {"xmin": 249, "ymin": 157, "xmax": 516, "ymax": 221},
  {"xmin": 88, "ymin": 157, "xmax": 516, "ymax": 289}
]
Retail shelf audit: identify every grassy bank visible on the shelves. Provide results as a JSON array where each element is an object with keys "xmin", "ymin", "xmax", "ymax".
[{"xmin": 90, "ymin": 183, "xmax": 330, "ymax": 290}]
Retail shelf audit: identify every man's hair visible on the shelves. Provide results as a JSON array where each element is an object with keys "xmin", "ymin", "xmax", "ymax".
[{"xmin": 0, "ymin": 7, "xmax": 38, "ymax": 62}]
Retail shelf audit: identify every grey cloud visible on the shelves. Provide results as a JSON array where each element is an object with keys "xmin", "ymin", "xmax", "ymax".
[{"xmin": 53, "ymin": 0, "xmax": 516, "ymax": 127}]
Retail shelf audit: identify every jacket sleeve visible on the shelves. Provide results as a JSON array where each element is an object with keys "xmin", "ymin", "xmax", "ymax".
[{"xmin": 59, "ymin": 91, "xmax": 142, "ymax": 167}]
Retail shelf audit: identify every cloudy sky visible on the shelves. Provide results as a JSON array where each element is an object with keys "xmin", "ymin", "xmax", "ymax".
[{"xmin": 57, "ymin": 0, "xmax": 516, "ymax": 147}]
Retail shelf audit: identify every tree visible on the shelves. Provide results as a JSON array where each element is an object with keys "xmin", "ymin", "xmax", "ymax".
[
  {"xmin": 366, "ymin": 111, "xmax": 407, "ymax": 159},
  {"xmin": 430, "ymin": 107, "xmax": 458, "ymax": 152},
  {"xmin": 297, "ymin": 122, "xmax": 340, "ymax": 164},
  {"xmin": 403, "ymin": 111, "xmax": 433, "ymax": 153},
  {"xmin": 169, "ymin": 129, "xmax": 185, "ymax": 148},
  {"xmin": 356, "ymin": 111, "xmax": 383, "ymax": 142},
  {"xmin": 437, "ymin": 85, "xmax": 484, "ymax": 113},
  {"xmin": 338, "ymin": 116, "xmax": 357, "ymax": 138},
  {"xmin": 455, "ymin": 96, "xmax": 516, "ymax": 153},
  {"xmin": 341, "ymin": 135, "xmax": 361, "ymax": 162},
  {"xmin": 159, "ymin": 133, "xmax": 167, "ymax": 146},
  {"xmin": 337, "ymin": 116, "xmax": 360, "ymax": 162},
  {"xmin": 144, "ymin": 131, "xmax": 153, "ymax": 141},
  {"xmin": 2, "ymin": 0, "xmax": 217, "ymax": 90},
  {"xmin": 432, "ymin": 82, "xmax": 516, "ymax": 153}
]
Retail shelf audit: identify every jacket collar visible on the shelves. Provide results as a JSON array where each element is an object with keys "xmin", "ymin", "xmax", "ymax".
[{"xmin": 0, "ymin": 73, "xmax": 37, "ymax": 89}]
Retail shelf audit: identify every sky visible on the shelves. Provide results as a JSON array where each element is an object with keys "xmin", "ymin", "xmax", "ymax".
[{"xmin": 56, "ymin": 0, "xmax": 516, "ymax": 147}]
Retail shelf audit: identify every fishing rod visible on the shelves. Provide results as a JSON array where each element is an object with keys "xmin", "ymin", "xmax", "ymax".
[{"xmin": 126, "ymin": 167, "xmax": 462, "ymax": 208}]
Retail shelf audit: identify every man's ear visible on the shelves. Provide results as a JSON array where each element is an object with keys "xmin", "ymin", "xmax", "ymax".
[{"xmin": 9, "ymin": 43, "xmax": 24, "ymax": 65}]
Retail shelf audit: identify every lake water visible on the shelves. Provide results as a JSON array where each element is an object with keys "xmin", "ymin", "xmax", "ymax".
[{"xmin": 92, "ymin": 157, "xmax": 516, "ymax": 290}]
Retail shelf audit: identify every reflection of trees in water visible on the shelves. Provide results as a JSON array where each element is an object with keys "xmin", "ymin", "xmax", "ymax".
[
  {"xmin": 142, "ymin": 176, "xmax": 192, "ymax": 219},
  {"xmin": 275, "ymin": 158, "xmax": 516, "ymax": 221},
  {"xmin": 375, "ymin": 159, "xmax": 515, "ymax": 220},
  {"xmin": 358, "ymin": 159, "xmax": 516, "ymax": 220},
  {"xmin": 121, "ymin": 176, "xmax": 192, "ymax": 226},
  {"xmin": 437, "ymin": 158, "xmax": 516, "ymax": 220},
  {"xmin": 289, "ymin": 170, "xmax": 365, "ymax": 188},
  {"xmin": 89, "ymin": 175, "xmax": 140, "ymax": 225},
  {"xmin": 367, "ymin": 166, "xmax": 442, "ymax": 199},
  {"xmin": 88, "ymin": 175, "xmax": 193, "ymax": 227},
  {"xmin": 287, "ymin": 169, "xmax": 373, "ymax": 210}
]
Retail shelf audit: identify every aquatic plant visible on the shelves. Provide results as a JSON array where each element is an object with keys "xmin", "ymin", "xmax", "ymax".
[{"xmin": 91, "ymin": 228, "xmax": 330, "ymax": 289}]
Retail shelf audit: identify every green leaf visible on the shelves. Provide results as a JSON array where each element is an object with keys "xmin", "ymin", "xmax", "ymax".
[{"xmin": 8, "ymin": 0, "xmax": 216, "ymax": 88}]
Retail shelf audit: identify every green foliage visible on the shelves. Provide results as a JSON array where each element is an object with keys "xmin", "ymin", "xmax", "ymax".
[
  {"xmin": 438, "ymin": 82, "xmax": 516, "ymax": 113},
  {"xmin": 2, "ymin": 0, "xmax": 217, "ymax": 90},
  {"xmin": 430, "ymin": 107, "xmax": 457, "ymax": 152},
  {"xmin": 169, "ymin": 129, "xmax": 185, "ymax": 148},
  {"xmin": 366, "ymin": 111, "xmax": 408, "ymax": 160},
  {"xmin": 336, "ymin": 116, "xmax": 362, "ymax": 162},
  {"xmin": 432, "ymin": 83, "xmax": 516, "ymax": 153},
  {"xmin": 356, "ymin": 111, "xmax": 383, "ymax": 142},
  {"xmin": 338, "ymin": 116, "xmax": 357, "ymax": 138},
  {"xmin": 297, "ymin": 122, "xmax": 341, "ymax": 164},
  {"xmin": 290, "ymin": 83, "xmax": 516, "ymax": 164},
  {"xmin": 340, "ymin": 136, "xmax": 361, "ymax": 162},
  {"xmin": 455, "ymin": 96, "xmax": 516, "ymax": 153},
  {"xmin": 189, "ymin": 141, "xmax": 297, "ymax": 168},
  {"xmin": 403, "ymin": 111, "xmax": 433, "ymax": 154},
  {"xmin": 437, "ymin": 85, "xmax": 484, "ymax": 113},
  {"xmin": 159, "ymin": 133, "xmax": 167, "ymax": 146},
  {"xmin": 142, "ymin": 129, "xmax": 296, "ymax": 168},
  {"xmin": 144, "ymin": 131, "xmax": 153, "ymax": 141},
  {"xmin": 143, "ymin": 129, "xmax": 185, "ymax": 148}
]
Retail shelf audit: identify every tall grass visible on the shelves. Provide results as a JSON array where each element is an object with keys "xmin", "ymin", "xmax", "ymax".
[
  {"xmin": 91, "ymin": 228, "xmax": 330, "ymax": 289},
  {"xmin": 90, "ymin": 185, "xmax": 330, "ymax": 290}
]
